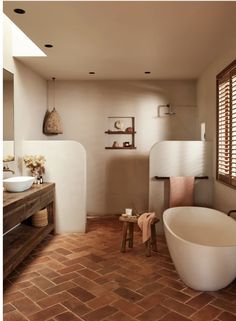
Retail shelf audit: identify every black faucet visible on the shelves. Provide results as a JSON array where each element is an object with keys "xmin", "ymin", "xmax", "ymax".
[{"xmin": 3, "ymin": 165, "xmax": 15, "ymax": 174}]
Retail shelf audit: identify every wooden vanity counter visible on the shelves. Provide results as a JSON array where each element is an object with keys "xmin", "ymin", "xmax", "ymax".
[{"xmin": 3, "ymin": 183, "xmax": 55, "ymax": 279}]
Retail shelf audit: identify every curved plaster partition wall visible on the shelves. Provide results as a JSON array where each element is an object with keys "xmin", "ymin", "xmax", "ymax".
[
  {"xmin": 149, "ymin": 141, "xmax": 212, "ymax": 232},
  {"xmin": 22, "ymin": 140, "xmax": 86, "ymax": 234}
]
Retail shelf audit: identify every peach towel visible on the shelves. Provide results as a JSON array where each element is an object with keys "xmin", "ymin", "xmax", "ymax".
[
  {"xmin": 137, "ymin": 212, "xmax": 156, "ymax": 243},
  {"xmin": 169, "ymin": 176, "xmax": 194, "ymax": 207}
]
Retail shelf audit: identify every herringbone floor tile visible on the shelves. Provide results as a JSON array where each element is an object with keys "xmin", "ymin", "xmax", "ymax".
[{"xmin": 3, "ymin": 217, "xmax": 236, "ymax": 321}]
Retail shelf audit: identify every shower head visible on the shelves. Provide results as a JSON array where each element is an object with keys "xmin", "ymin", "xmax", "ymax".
[{"xmin": 158, "ymin": 104, "xmax": 176, "ymax": 117}]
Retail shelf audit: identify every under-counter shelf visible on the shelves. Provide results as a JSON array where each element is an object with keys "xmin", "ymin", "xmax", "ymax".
[
  {"xmin": 3, "ymin": 182, "xmax": 55, "ymax": 279},
  {"xmin": 3, "ymin": 223, "xmax": 54, "ymax": 279}
]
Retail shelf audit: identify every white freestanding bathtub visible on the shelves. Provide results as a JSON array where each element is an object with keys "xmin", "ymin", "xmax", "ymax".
[{"xmin": 163, "ymin": 207, "xmax": 236, "ymax": 291}]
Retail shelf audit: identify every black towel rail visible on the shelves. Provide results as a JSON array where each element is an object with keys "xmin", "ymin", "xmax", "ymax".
[{"xmin": 154, "ymin": 176, "xmax": 208, "ymax": 180}]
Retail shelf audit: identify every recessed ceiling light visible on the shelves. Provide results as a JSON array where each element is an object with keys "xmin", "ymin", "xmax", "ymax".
[
  {"xmin": 44, "ymin": 44, "xmax": 53, "ymax": 48},
  {"xmin": 14, "ymin": 8, "xmax": 26, "ymax": 14},
  {"xmin": 89, "ymin": 72, "xmax": 95, "ymax": 75},
  {"xmin": 144, "ymin": 71, "xmax": 151, "ymax": 74}
]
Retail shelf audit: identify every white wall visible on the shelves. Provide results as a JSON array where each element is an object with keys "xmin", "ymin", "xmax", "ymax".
[
  {"xmin": 197, "ymin": 44, "xmax": 236, "ymax": 213},
  {"xmin": 3, "ymin": 80, "xmax": 14, "ymax": 141},
  {"xmin": 3, "ymin": 15, "xmax": 14, "ymax": 74},
  {"xmin": 149, "ymin": 141, "xmax": 213, "ymax": 232},
  {"xmin": 22, "ymin": 141, "xmax": 86, "ymax": 234},
  {"xmin": 14, "ymin": 62, "xmax": 47, "ymax": 141},
  {"xmin": 3, "ymin": 15, "xmax": 48, "ymax": 175},
  {"xmin": 49, "ymin": 80, "xmax": 198, "ymax": 215}
]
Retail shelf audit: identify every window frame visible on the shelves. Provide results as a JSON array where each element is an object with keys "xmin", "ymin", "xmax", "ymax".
[{"xmin": 216, "ymin": 59, "xmax": 236, "ymax": 189}]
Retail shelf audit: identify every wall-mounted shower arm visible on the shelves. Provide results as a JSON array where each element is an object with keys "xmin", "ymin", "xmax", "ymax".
[{"xmin": 154, "ymin": 176, "xmax": 209, "ymax": 180}]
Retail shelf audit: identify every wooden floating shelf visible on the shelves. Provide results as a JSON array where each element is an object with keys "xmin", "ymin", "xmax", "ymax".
[
  {"xmin": 105, "ymin": 147, "xmax": 137, "ymax": 150},
  {"xmin": 105, "ymin": 116, "xmax": 136, "ymax": 150},
  {"xmin": 105, "ymin": 131, "xmax": 136, "ymax": 134},
  {"xmin": 3, "ymin": 223, "xmax": 54, "ymax": 279},
  {"xmin": 108, "ymin": 116, "xmax": 133, "ymax": 118}
]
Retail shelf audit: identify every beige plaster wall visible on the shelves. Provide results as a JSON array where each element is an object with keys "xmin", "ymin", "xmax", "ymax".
[
  {"xmin": 3, "ymin": 15, "xmax": 14, "ymax": 74},
  {"xmin": 49, "ymin": 80, "xmax": 198, "ymax": 215},
  {"xmin": 8, "ymin": 61, "xmax": 47, "ymax": 174},
  {"xmin": 197, "ymin": 44, "xmax": 236, "ymax": 213},
  {"xmin": 23, "ymin": 141, "xmax": 87, "ymax": 233},
  {"xmin": 3, "ymin": 80, "xmax": 14, "ymax": 141},
  {"xmin": 3, "ymin": 15, "xmax": 47, "ymax": 174},
  {"xmin": 149, "ymin": 141, "xmax": 213, "ymax": 233},
  {"xmin": 3, "ymin": 15, "xmax": 198, "ymax": 216}
]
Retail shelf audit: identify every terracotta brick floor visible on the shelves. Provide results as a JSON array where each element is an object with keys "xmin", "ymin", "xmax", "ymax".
[{"xmin": 3, "ymin": 217, "xmax": 236, "ymax": 321}]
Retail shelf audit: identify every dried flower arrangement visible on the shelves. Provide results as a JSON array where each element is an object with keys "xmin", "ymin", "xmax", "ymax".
[{"xmin": 23, "ymin": 155, "xmax": 46, "ymax": 176}]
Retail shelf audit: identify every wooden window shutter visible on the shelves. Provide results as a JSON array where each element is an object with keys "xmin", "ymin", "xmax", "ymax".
[
  {"xmin": 216, "ymin": 60, "xmax": 236, "ymax": 188},
  {"xmin": 232, "ymin": 70, "xmax": 236, "ymax": 186}
]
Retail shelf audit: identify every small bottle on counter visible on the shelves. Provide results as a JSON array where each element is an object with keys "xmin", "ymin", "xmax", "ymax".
[{"xmin": 40, "ymin": 176, "xmax": 43, "ymax": 184}]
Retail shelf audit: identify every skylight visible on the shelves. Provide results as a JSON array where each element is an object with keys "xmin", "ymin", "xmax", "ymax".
[{"xmin": 4, "ymin": 14, "xmax": 46, "ymax": 57}]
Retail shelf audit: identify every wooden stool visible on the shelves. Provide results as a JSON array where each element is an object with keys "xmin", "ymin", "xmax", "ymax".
[{"xmin": 119, "ymin": 215, "xmax": 159, "ymax": 257}]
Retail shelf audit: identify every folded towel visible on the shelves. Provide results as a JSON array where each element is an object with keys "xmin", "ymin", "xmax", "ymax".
[
  {"xmin": 169, "ymin": 176, "xmax": 194, "ymax": 207},
  {"xmin": 138, "ymin": 212, "xmax": 156, "ymax": 243}
]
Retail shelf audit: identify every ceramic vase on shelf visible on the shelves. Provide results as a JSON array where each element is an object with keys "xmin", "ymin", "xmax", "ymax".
[
  {"xmin": 31, "ymin": 169, "xmax": 44, "ymax": 184},
  {"xmin": 31, "ymin": 169, "xmax": 39, "ymax": 184}
]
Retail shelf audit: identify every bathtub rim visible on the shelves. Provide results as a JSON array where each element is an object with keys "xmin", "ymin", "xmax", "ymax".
[{"xmin": 163, "ymin": 206, "xmax": 236, "ymax": 248}]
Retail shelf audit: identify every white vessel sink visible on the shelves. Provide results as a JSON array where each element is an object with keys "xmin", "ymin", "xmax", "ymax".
[{"xmin": 3, "ymin": 176, "xmax": 34, "ymax": 192}]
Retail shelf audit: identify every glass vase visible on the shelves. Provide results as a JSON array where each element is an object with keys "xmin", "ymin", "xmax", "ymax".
[{"xmin": 31, "ymin": 169, "xmax": 40, "ymax": 184}]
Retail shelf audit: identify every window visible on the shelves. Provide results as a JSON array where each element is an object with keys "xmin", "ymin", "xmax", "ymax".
[{"xmin": 216, "ymin": 60, "xmax": 236, "ymax": 187}]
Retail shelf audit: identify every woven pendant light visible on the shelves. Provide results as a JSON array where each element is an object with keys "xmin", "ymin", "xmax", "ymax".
[{"xmin": 44, "ymin": 77, "xmax": 63, "ymax": 135}]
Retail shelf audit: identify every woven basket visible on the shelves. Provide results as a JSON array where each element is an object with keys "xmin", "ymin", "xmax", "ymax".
[{"xmin": 32, "ymin": 208, "xmax": 48, "ymax": 227}]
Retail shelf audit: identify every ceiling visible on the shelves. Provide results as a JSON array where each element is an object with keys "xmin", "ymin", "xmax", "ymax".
[{"xmin": 3, "ymin": 1, "xmax": 236, "ymax": 80}]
